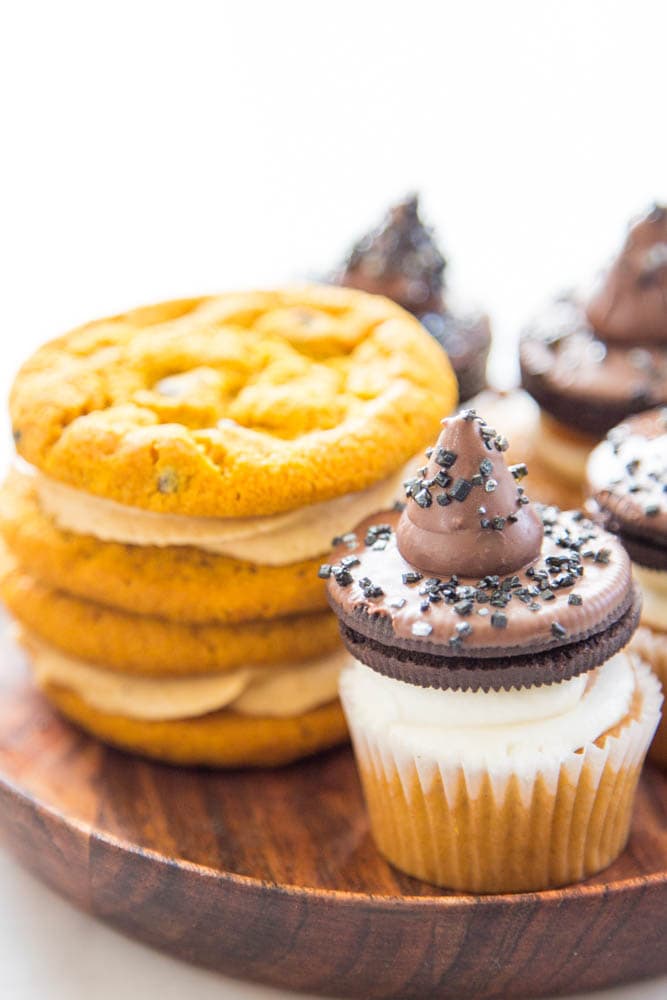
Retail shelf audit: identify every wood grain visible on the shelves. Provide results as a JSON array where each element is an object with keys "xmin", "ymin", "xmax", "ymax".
[{"xmin": 0, "ymin": 624, "xmax": 664, "ymax": 1000}]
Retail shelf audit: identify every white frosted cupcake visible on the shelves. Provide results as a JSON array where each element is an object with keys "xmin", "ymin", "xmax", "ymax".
[
  {"xmin": 588, "ymin": 407, "xmax": 667, "ymax": 767},
  {"xmin": 325, "ymin": 410, "xmax": 661, "ymax": 892}
]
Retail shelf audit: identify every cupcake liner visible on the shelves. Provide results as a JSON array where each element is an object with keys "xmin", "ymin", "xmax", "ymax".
[
  {"xmin": 341, "ymin": 660, "xmax": 661, "ymax": 893},
  {"xmin": 629, "ymin": 626, "xmax": 667, "ymax": 767}
]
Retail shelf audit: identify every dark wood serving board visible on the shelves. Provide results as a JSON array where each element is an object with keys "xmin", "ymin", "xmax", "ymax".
[{"xmin": 0, "ymin": 627, "xmax": 665, "ymax": 1000}]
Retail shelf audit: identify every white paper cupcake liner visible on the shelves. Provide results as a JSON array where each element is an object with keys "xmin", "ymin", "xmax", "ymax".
[
  {"xmin": 629, "ymin": 626, "xmax": 667, "ymax": 766},
  {"xmin": 341, "ymin": 659, "xmax": 661, "ymax": 892}
]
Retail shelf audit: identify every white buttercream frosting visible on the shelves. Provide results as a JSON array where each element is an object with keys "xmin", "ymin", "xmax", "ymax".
[
  {"xmin": 340, "ymin": 652, "xmax": 636, "ymax": 766},
  {"xmin": 22, "ymin": 462, "xmax": 407, "ymax": 565},
  {"xmin": 633, "ymin": 563, "xmax": 667, "ymax": 632},
  {"xmin": 23, "ymin": 630, "xmax": 348, "ymax": 720}
]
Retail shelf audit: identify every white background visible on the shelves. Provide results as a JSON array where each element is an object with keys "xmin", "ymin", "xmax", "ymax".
[{"xmin": 0, "ymin": 2, "xmax": 666, "ymax": 998}]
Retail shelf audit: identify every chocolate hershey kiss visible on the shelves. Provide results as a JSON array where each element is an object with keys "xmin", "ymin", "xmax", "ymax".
[
  {"xmin": 585, "ymin": 204, "xmax": 667, "ymax": 346},
  {"xmin": 397, "ymin": 412, "xmax": 544, "ymax": 578}
]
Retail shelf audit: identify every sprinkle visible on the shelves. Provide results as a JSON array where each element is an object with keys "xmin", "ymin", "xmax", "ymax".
[
  {"xmin": 509, "ymin": 463, "xmax": 528, "ymax": 481},
  {"xmin": 333, "ymin": 569, "xmax": 353, "ymax": 587},
  {"xmin": 478, "ymin": 505, "xmax": 487, "ymax": 515},
  {"xmin": 492, "ymin": 516, "xmax": 506, "ymax": 531},
  {"xmin": 551, "ymin": 622, "xmax": 567, "ymax": 639},
  {"xmin": 412, "ymin": 621, "xmax": 433, "ymax": 637},
  {"xmin": 645, "ymin": 504, "xmax": 660, "ymax": 517},
  {"xmin": 402, "ymin": 571, "xmax": 423, "ymax": 585},
  {"xmin": 437, "ymin": 493, "xmax": 451, "ymax": 506},
  {"xmin": 456, "ymin": 621, "xmax": 473, "ymax": 637},
  {"xmin": 434, "ymin": 470, "xmax": 450, "ymax": 488},
  {"xmin": 461, "ymin": 408, "xmax": 478, "ymax": 421},
  {"xmin": 494, "ymin": 435, "xmax": 509, "ymax": 452},
  {"xmin": 479, "ymin": 458, "xmax": 493, "ymax": 477},
  {"xmin": 454, "ymin": 599, "xmax": 474, "ymax": 616},
  {"xmin": 477, "ymin": 607, "xmax": 489, "ymax": 617},
  {"xmin": 471, "ymin": 474, "xmax": 483, "ymax": 486},
  {"xmin": 340, "ymin": 555, "xmax": 360, "ymax": 568},
  {"xmin": 594, "ymin": 548, "xmax": 611, "ymax": 564},
  {"xmin": 389, "ymin": 598, "xmax": 407, "ymax": 609},
  {"xmin": 435, "ymin": 448, "xmax": 457, "ymax": 468},
  {"xmin": 568, "ymin": 593, "xmax": 583, "ymax": 606},
  {"xmin": 491, "ymin": 611, "xmax": 507, "ymax": 628},
  {"xmin": 484, "ymin": 478, "xmax": 498, "ymax": 493},
  {"xmin": 414, "ymin": 488, "xmax": 433, "ymax": 508},
  {"xmin": 450, "ymin": 478, "xmax": 473, "ymax": 502},
  {"xmin": 318, "ymin": 565, "xmax": 332, "ymax": 579},
  {"xmin": 541, "ymin": 589, "xmax": 555, "ymax": 601}
]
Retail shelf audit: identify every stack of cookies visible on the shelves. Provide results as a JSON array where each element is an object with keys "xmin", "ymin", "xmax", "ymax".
[{"xmin": 0, "ymin": 285, "xmax": 457, "ymax": 766}]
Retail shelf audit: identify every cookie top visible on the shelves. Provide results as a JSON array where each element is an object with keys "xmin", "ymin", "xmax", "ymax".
[
  {"xmin": 325, "ymin": 411, "xmax": 637, "ymax": 691},
  {"xmin": 587, "ymin": 407, "xmax": 667, "ymax": 569},
  {"xmin": 10, "ymin": 285, "xmax": 457, "ymax": 517}
]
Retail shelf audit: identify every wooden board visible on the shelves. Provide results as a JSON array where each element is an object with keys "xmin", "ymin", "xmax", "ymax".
[{"xmin": 0, "ymin": 627, "xmax": 665, "ymax": 1000}]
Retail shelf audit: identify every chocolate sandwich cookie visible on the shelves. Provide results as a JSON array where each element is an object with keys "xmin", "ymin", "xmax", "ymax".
[
  {"xmin": 587, "ymin": 407, "xmax": 667, "ymax": 766},
  {"xmin": 520, "ymin": 205, "xmax": 667, "ymax": 490},
  {"xmin": 334, "ymin": 195, "xmax": 491, "ymax": 402},
  {"xmin": 328, "ymin": 409, "xmax": 660, "ymax": 892},
  {"xmin": 326, "ymin": 411, "xmax": 639, "ymax": 692},
  {"xmin": 587, "ymin": 407, "xmax": 667, "ymax": 569}
]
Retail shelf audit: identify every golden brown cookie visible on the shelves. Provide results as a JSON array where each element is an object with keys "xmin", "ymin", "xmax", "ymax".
[
  {"xmin": 11, "ymin": 286, "xmax": 457, "ymax": 517},
  {"xmin": 0, "ymin": 551, "xmax": 340, "ymax": 676},
  {"xmin": 37, "ymin": 680, "xmax": 348, "ymax": 767},
  {"xmin": 0, "ymin": 471, "xmax": 328, "ymax": 624}
]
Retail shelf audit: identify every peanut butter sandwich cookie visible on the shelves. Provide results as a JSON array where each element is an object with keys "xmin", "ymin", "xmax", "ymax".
[
  {"xmin": 326, "ymin": 410, "xmax": 660, "ymax": 891},
  {"xmin": 587, "ymin": 407, "xmax": 667, "ymax": 766},
  {"xmin": 1, "ymin": 285, "xmax": 457, "ymax": 766}
]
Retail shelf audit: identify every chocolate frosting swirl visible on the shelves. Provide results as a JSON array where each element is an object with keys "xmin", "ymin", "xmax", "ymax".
[
  {"xmin": 586, "ymin": 204, "xmax": 667, "ymax": 345},
  {"xmin": 397, "ymin": 412, "xmax": 543, "ymax": 578},
  {"xmin": 336, "ymin": 195, "xmax": 446, "ymax": 315}
]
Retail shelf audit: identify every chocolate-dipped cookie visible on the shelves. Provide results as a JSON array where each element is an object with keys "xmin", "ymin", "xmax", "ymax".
[
  {"xmin": 328, "ymin": 411, "xmax": 661, "ymax": 892},
  {"xmin": 334, "ymin": 195, "xmax": 491, "ymax": 402},
  {"xmin": 587, "ymin": 406, "xmax": 667, "ymax": 766},
  {"xmin": 520, "ymin": 205, "xmax": 667, "ymax": 489}
]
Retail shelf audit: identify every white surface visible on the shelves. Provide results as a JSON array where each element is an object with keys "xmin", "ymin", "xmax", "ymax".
[{"xmin": 1, "ymin": 1, "xmax": 666, "ymax": 997}]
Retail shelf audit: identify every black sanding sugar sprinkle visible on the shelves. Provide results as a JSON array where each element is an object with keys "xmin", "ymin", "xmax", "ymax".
[
  {"xmin": 480, "ymin": 518, "xmax": 492, "ymax": 529},
  {"xmin": 450, "ymin": 478, "xmax": 473, "ymax": 501},
  {"xmin": 389, "ymin": 598, "xmax": 406, "ymax": 609},
  {"xmin": 494, "ymin": 435, "xmax": 509, "ymax": 452},
  {"xmin": 333, "ymin": 568, "xmax": 353, "ymax": 586},
  {"xmin": 509, "ymin": 463, "xmax": 528, "ymax": 481},
  {"xmin": 594, "ymin": 548, "xmax": 611, "ymax": 564},
  {"xmin": 454, "ymin": 599, "xmax": 474, "ymax": 616},
  {"xmin": 437, "ymin": 493, "xmax": 451, "ymax": 506},
  {"xmin": 435, "ymin": 448, "xmax": 457, "ymax": 468},
  {"xmin": 484, "ymin": 478, "xmax": 498, "ymax": 493},
  {"xmin": 318, "ymin": 564, "xmax": 332, "ymax": 578},
  {"xmin": 449, "ymin": 635, "xmax": 462, "ymax": 648},
  {"xmin": 420, "ymin": 600, "xmax": 431, "ymax": 612},
  {"xmin": 461, "ymin": 408, "xmax": 478, "ymax": 421},
  {"xmin": 568, "ymin": 593, "xmax": 583, "ymax": 605},
  {"xmin": 471, "ymin": 474, "xmax": 483, "ymax": 486},
  {"xmin": 425, "ymin": 447, "xmax": 433, "ymax": 458},
  {"xmin": 492, "ymin": 516, "xmax": 506, "ymax": 530},
  {"xmin": 491, "ymin": 611, "xmax": 507, "ymax": 628},
  {"xmin": 412, "ymin": 621, "xmax": 433, "ymax": 637},
  {"xmin": 551, "ymin": 622, "xmax": 567, "ymax": 639},
  {"xmin": 402, "ymin": 571, "xmax": 423, "ymax": 584},
  {"xmin": 541, "ymin": 589, "xmax": 555, "ymax": 601},
  {"xmin": 479, "ymin": 458, "xmax": 493, "ymax": 476},
  {"xmin": 507, "ymin": 513, "xmax": 518, "ymax": 524},
  {"xmin": 414, "ymin": 488, "xmax": 433, "ymax": 508},
  {"xmin": 434, "ymin": 470, "xmax": 450, "ymax": 487},
  {"xmin": 456, "ymin": 621, "xmax": 473, "ymax": 637},
  {"xmin": 340, "ymin": 555, "xmax": 360, "ymax": 568},
  {"xmin": 645, "ymin": 504, "xmax": 660, "ymax": 516}
]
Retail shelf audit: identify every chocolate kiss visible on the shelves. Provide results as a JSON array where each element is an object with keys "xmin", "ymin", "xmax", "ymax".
[
  {"xmin": 586, "ymin": 204, "xmax": 667, "ymax": 346},
  {"xmin": 337, "ymin": 194, "xmax": 446, "ymax": 315},
  {"xmin": 396, "ymin": 414, "xmax": 544, "ymax": 578}
]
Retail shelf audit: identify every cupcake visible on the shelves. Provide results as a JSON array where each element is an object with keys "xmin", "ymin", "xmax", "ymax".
[
  {"xmin": 520, "ymin": 204, "xmax": 667, "ymax": 498},
  {"xmin": 325, "ymin": 410, "xmax": 660, "ymax": 891},
  {"xmin": 334, "ymin": 195, "xmax": 491, "ymax": 402},
  {"xmin": 587, "ymin": 407, "xmax": 667, "ymax": 766},
  {"xmin": 0, "ymin": 285, "xmax": 457, "ymax": 767}
]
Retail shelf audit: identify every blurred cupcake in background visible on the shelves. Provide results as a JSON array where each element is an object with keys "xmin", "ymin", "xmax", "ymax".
[
  {"xmin": 520, "ymin": 204, "xmax": 667, "ymax": 504},
  {"xmin": 333, "ymin": 194, "xmax": 491, "ymax": 402},
  {"xmin": 587, "ymin": 407, "xmax": 667, "ymax": 766}
]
